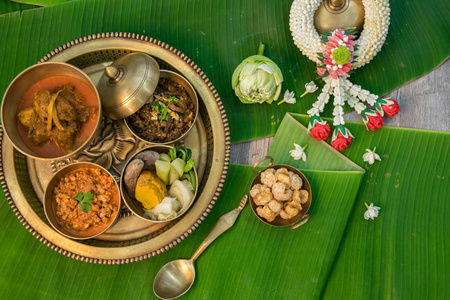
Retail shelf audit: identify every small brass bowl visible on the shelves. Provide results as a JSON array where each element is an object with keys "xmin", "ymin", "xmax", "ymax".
[
  {"xmin": 249, "ymin": 156, "xmax": 312, "ymax": 229},
  {"xmin": 124, "ymin": 70, "xmax": 199, "ymax": 145},
  {"xmin": 1, "ymin": 62, "xmax": 102, "ymax": 160},
  {"xmin": 120, "ymin": 145, "xmax": 199, "ymax": 223},
  {"xmin": 43, "ymin": 162, "xmax": 121, "ymax": 240}
]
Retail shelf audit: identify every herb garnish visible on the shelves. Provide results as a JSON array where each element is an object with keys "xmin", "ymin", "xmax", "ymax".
[
  {"xmin": 167, "ymin": 96, "xmax": 179, "ymax": 105},
  {"xmin": 168, "ymin": 145, "xmax": 192, "ymax": 162},
  {"xmin": 74, "ymin": 192, "xmax": 94, "ymax": 212},
  {"xmin": 151, "ymin": 102, "xmax": 169, "ymax": 122}
]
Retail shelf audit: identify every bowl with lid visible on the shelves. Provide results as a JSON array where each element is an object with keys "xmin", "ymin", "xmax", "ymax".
[
  {"xmin": 1, "ymin": 62, "xmax": 102, "ymax": 160},
  {"xmin": 96, "ymin": 53, "xmax": 198, "ymax": 144}
]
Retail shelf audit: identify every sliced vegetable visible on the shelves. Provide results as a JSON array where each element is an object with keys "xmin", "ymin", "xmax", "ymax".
[
  {"xmin": 46, "ymin": 90, "xmax": 61, "ymax": 132},
  {"xmin": 171, "ymin": 158, "xmax": 186, "ymax": 177},
  {"xmin": 135, "ymin": 171, "xmax": 167, "ymax": 210},
  {"xmin": 144, "ymin": 197, "xmax": 180, "ymax": 221},
  {"xmin": 168, "ymin": 180, "xmax": 194, "ymax": 212},
  {"xmin": 169, "ymin": 166, "xmax": 180, "ymax": 185},
  {"xmin": 52, "ymin": 106, "xmax": 66, "ymax": 131},
  {"xmin": 159, "ymin": 153, "xmax": 171, "ymax": 162},
  {"xmin": 155, "ymin": 160, "xmax": 171, "ymax": 185}
]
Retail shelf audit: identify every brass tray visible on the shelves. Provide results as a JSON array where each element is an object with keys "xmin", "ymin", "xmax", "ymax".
[{"xmin": 0, "ymin": 33, "xmax": 230, "ymax": 264}]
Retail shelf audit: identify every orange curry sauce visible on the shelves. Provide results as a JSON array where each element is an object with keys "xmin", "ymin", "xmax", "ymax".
[{"xmin": 16, "ymin": 75, "xmax": 98, "ymax": 158}]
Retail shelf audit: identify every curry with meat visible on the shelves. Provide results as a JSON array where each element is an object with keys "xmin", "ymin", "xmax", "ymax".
[
  {"xmin": 53, "ymin": 167, "xmax": 118, "ymax": 233},
  {"xmin": 17, "ymin": 78, "xmax": 97, "ymax": 156}
]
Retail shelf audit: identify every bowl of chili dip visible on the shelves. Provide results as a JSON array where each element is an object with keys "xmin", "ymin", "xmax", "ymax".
[{"xmin": 44, "ymin": 162, "xmax": 121, "ymax": 240}]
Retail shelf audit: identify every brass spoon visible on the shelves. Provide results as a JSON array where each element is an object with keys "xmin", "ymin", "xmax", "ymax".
[{"xmin": 153, "ymin": 195, "xmax": 248, "ymax": 299}]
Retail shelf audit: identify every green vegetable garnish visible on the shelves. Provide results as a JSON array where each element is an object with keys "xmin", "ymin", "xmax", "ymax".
[
  {"xmin": 184, "ymin": 160, "xmax": 194, "ymax": 172},
  {"xmin": 168, "ymin": 146, "xmax": 193, "ymax": 162},
  {"xmin": 74, "ymin": 192, "xmax": 94, "ymax": 212},
  {"xmin": 168, "ymin": 145, "xmax": 180, "ymax": 161},
  {"xmin": 167, "ymin": 96, "xmax": 179, "ymax": 105},
  {"xmin": 188, "ymin": 169, "xmax": 196, "ymax": 190},
  {"xmin": 179, "ymin": 148, "xmax": 192, "ymax": 161},
  {"xmin": 151, "ymin": 102, "xmax": 169, "ymax": 122}
]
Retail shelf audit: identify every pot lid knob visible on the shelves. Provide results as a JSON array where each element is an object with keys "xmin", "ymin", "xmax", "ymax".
[{"xmin": 105, "ymin": 66, "xmax": 121, "ymax": 81}]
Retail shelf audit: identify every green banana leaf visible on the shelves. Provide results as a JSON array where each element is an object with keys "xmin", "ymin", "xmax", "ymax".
[
  {"xmin": 1, "ymin": 113, "xmax": 448, "ymax": 299},
  {"xmin": 267, "ymin": 113, "xmax": 450, "ymax": 299},
  {"xmin": 0, "ymin": 0, "xmax": 448, "ymax": 143},
  {"xmin": 11, "ymin": 0, "xmax": 72, "ymax": 6},
  {"xmin": 0, "ymin": 0, "xmax": 449, "ymax": 298},
  {"xmin": 0, "ymin": 0, "xmax": 37, "ymax": 14}
]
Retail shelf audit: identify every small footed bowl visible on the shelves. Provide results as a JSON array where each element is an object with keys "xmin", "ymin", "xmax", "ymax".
[
  {"xmin": 249, "ymin": 156, "xmax": 312, "ymax": 229},
  {"xmin": 44, "ymin": 162, "xmax": 121, "ymax": 240},
  {"xmin": 124, "ymin": 70, "xmax": 199, "ymax": 145},
  {"xmin": 1, "ymin": 62, "xmax": 101, "ymax": 160},
  {"xmin": 120, "ymin": 145, "xmax": 199, "ymax": 223}
]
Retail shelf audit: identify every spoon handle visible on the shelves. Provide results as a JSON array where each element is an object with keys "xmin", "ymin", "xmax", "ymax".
[{"xmin": 190, "ymin": 195, "xmax": 248, "ymax": 261}]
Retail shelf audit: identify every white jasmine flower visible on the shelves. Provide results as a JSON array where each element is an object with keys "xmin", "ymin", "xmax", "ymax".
[
  {"xmin": 277, "ymin": 90, "xmax": 296, "ymax": 105},
  {"xmin": 300, "ymin": 81, "xmax": 318, "ymax": 97},
  {"xmin": 364, "ymin": 203, "xmax": 381, "ymax": 220},
  {"xmin": 289, "ymin": 143, "xmax": 307, "ymax": 162},
  {"xmin": 307, "ymin": 107, "xmax": 320, "ymax": 116},
  {"xmin": 333, "ymin": 115, "xmax": 345, "ymax": 126},
  {"xmin": 363, "ymin": 147, "xmax": 381, "ymax": 165},
  {"xmin": 318, "ymin": 92, "xmax": 330, "ymax": 102},
  {"xmin": 312, "ymin": 101, "xmax": 325, "ymax": 111}
]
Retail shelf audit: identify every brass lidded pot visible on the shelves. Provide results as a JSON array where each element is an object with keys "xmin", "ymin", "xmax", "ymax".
[
  {"xmin": 314, "ymin": 0, "xmax": 365, "ymax": 35},
  {"xmin": 97, "ymin": 52, "xmax": 160, "ymax": 120}
]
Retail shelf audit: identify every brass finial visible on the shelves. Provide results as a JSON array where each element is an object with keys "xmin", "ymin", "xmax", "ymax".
[
  {"xmin": 105, "ymin": 66, "xmax": 120, "ymax": 81},
  {"xmin": 314, "ymin": 0, "xmax": 365, "ymax": 35}
]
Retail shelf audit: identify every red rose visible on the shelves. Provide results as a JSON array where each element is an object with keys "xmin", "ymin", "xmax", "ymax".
[
  {"xmin": 331, "ymin": 126, "xmax": 353, "ymax": 151},
  {"xmin": 310, "ymin": 123, "xmax": 331, "ymax": 141},
  {"xmin": 308, "ymin": 117, "xmax": 331, "ymax": 141},
  {"xmin": 381, "ymin": 98, "xmax": 400, "ymax": 117},
  {"xmin": 362, "ymin": 109, "xmax": 384, "ymax": 131},
  {"xmin": 331, "ymin": 132, "xmax": 352, "ymax": 151}
]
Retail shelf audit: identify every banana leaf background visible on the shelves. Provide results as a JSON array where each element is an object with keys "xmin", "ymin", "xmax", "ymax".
[
  {"xmin": 0, "ymin": 0, "xmax": 449, "ymax": 299},
  {"xmin": 0, "ymin": 0, "xmax": 449, "ymax": 143}
]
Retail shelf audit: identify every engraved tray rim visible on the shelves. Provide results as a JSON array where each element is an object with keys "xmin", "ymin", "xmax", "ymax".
[{"xmin": 0, "ymin": 32, "xmax": 230, "ymax": 264}]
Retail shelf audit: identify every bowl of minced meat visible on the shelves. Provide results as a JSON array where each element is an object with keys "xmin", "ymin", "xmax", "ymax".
[{"xmin": 44, "ymin": 162, "xmax": 121, "ymax": 240}]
